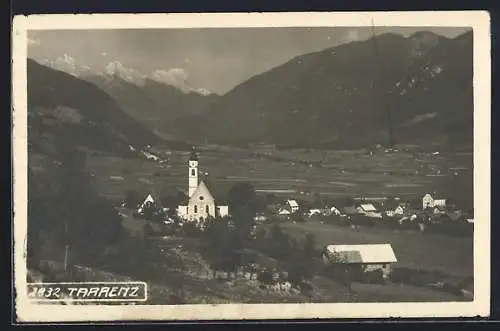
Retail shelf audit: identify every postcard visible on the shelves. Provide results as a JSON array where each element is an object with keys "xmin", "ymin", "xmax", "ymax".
[{"xmin": 12, "ymin": 11, "xmax": 491, "ymax": 322}]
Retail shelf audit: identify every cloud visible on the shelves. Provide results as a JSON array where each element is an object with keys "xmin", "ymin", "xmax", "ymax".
[
  {"xmin": 41, "ymin": 53, "xmax": 91, "ymax": 77},
  {"xmin": 150, "ymin": 68, "xmax": 212, "ymax": 95},
  {"xmin": 151, "ymin": 68, "xmax": 192, "ymax": 93},
  {"xmin": 194, "ymin": 87, "xmax": 212, "ymax": 96},
  {"xmin": 345, "ymin": 30, "xmax": 360, "ymax": 42},
  {"xmin": 105, "ymin": 61, "xmax": 145, "ymax": 84}
]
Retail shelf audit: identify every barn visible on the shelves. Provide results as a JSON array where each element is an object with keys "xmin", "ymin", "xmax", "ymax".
[{"xmin": 321, "ymin": 244, "xmax": 398, "ymax": 279}]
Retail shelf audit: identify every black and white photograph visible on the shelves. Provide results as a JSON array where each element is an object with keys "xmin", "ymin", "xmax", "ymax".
[{"xmin": 12, "ymin": 12, "xmax": 490, "ymax": 322}]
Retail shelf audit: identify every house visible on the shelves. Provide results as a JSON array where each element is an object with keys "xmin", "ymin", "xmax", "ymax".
[
  {"xmin": 385, "ymin": 204, "xmax": 405, "ymax": 217},
  {"xmin": 308, "ymin": 209, "xmax": 323, "ymax": 217},
  {"xmin": 278, "ymin": 209, "xmax": 291, "ymax": 216},
  {"xmin": 253, "ymin": 214, "xmax": 268, "ymax": 223},
  {"xmin": 433, "ymin": 206, "xmax": 446, "ymax": 214},
  {"xmin": 321, "ymin": 244, "xmax": 398, "ymax": 279},
  {"xmin": 137, "ymin": 192, "xmax": 162, "ymax": 214},
  {"xmin": 176, "ymin": 148, "xmax": 229, "ymax": 222},
  {"xmin": 330, "ymin": 206, "xmax": 342, "ymax": 216},
  {"xmin": 422, "ymin": 193, "xmax": 447, "ymax": 210},
  {"xmin": 356, "ymin": 203, "xmax": 382, "ymax": 219},
  {"xmin": 285, "ymin": 199, "xmax": 299, "ymax": 213}
]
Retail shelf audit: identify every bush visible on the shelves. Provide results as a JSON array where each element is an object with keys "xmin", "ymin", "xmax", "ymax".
[
  {"xmin": 257, "ymin": 270, "xmax": 275, "ymax": 285},
  {"xmin": 364, "ymin": 269, "xmax": 385, "ymax": 285},
  {"xmin": 181, "ymin": 222, "xmax": 202, "ymax": 237},
  {"xmin": 427, "ymin": 221, "xmax": 473, "ymax": 238},
  {"xmin": 350, "ymin": 215, "xmax": 375, "ymax": 227},
  {"xmin": 390, "ymin": 267, "xmax": 449, "ymax": 287},
  {"xmin": 142, "ymin": 223, "xmax": 155, "ymax": 238}
]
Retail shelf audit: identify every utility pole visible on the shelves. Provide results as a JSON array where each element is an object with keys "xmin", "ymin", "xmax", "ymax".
[
  {"xmin": 371, "ymin": 20, "xmax": 394, "ymax": 149},
  {"xmin": 63, "ymin": 218, "xmax": 71, "ymax": 275}
]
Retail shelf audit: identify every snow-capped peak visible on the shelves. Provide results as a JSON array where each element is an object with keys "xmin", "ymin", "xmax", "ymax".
[
  {"xmin": 39, "ymin": 54, "xmax": 211, "ymax": 96},
  {"xmin": 40, "ymin": 53, "xmax": 92, "ymax": 77}
]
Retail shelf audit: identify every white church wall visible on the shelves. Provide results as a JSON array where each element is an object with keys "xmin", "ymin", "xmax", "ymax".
[
  {"xmin": 187, "ymin": 182, "xmax": 216, "ymax": 221},
  {"xmin": 177, "ymin": 205, "xmax": 188, "ymax": 219}
]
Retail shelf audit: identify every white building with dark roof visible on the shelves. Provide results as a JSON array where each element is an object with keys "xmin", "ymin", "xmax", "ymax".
[
  {"xmin": 422, "ymin": 193, "xmax": 447, "ymax": 210},
  {"xmin": 285, "ymin": 199, "xmax": 299, "ymax": 213},
  {"xmin": 321, "ymin": 244, "xmax": 398, "ymax": 279},
  {"xmin": 356, "ymin": 203, "xmax": 382, "ymax": 218}
]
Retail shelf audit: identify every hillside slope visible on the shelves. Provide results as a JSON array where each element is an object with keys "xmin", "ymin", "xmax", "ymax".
[{"xmin": 170, "ymin": 31, "xmax": 473, "ymax": 150}]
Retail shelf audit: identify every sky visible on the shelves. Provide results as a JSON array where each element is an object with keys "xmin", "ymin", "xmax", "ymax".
[{"xmin": 27, "ymin": 27, "xmax": 471, "ymax": 95}]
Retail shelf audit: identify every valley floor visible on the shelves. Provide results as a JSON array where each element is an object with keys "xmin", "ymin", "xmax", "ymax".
[{"xmin": 28, "ymin": 145, "xmax": 474, "ymax": 304}]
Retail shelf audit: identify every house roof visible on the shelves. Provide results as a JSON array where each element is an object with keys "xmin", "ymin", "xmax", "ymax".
[
  {"xmin": 287, "ymin": 199, "xmax": 299, "ymax": 207},
  {"xmin": 140, "ymin": 191, "xmax": 162, "ymax": 204},
  {"xmin": 324, "ymin": 244, "xmax": 398, "ymax": 264},
  {"xmin": 138, "ymin": 191, "xmax": 163, "ymax": 211},
  {"xmin": 181, "ymin": 179, "xmax": 228, "ymax": 205},
  {"xmin": 359, "ymin": 203, "xmax": 377, "ymax": 212},
  {"xmin": 279, "ymin": 209, "xmax": 291, "ymax": 215}
]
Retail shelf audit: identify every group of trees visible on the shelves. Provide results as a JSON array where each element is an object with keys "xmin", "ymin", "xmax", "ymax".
[
  {"xmin": 173, "ymin": 181, "xmax": 321, "ymax": 286},
  {"xmin": 28, "ymin": 143, "xmax": 129, "ymax": 277},
  {"xmin": 28, "ymin": 141, "xmax": 173, "ymax": 283},
  {"xmin": 251, "ymin": 225, "xmax": 319, "ymax": 285}
]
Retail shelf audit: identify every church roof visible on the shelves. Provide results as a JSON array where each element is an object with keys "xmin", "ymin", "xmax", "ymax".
[{"xmin": 181, "ymin": 178, "xmax": 228, "ymax": 205}]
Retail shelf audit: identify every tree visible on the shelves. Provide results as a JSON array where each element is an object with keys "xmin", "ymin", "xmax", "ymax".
[
  {"xmin": 265, "ymin": 193, "xmax": 277, "ymax": 204},
  {"xmin": 124, "ymin": 190, "xmax": 141, "ymax": 209},
  {"xmin": 160, "ymin": 190, "xmax": 186, "ymax": 213},
  {"xmin": 227, "ymin": 182, "xmax": 257, "ymax": 215},
  {"xmin": 303, "ymin": 233, "xmax": 316, "ymax": 260},
  {"xmin": 143, "ymin": 223, "xmax": 155, "ymax": 238},
  {"xmin": 229, "ymin": 206, "xmax": 256, "ymax": 239}
]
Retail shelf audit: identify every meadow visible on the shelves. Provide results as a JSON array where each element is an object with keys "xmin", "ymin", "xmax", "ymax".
[
  {"xmin": 81, "ymin": 145, "xmax": 473, "ymax": 302},
  {"xmin": 276, "ymin": 219, "xmax": 473, "ymax": 278},
  {"xmin": 85, "ymin": 144, "xmax": 473, "ymax": 205}
]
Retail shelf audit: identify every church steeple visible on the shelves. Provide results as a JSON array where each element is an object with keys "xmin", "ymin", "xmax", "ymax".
[
  {"xmin": 189, "ymin": 146, "xmax": 198, "ymax": 161},
  {"xmin": 188, "ymin": 146, "xmax": 199, "ymax": 197}
]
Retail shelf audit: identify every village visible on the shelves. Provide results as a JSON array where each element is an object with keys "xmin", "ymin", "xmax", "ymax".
[{"xmin": 112, "ymin": 147, "xmax": 474, "ymax": 302}]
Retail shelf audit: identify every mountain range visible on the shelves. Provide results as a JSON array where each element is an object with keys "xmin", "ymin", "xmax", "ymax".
[
  {"xmin": 27, "ymin": 58, "xmax": 191, "ymax": 158},
  {"xmin": 36, "ymin": 55, "xmax": 217, "ymax": 138},
  {"xmin": 167, "ymin": 30, "xmax": 474, "ymax": 150},
  {"xmin": 29, "ymin": 30, "xmax": 474, "ymax": 151},
  {"xmin": 83, "ymin": 74, "xmax": 219, "ymax": 137}
]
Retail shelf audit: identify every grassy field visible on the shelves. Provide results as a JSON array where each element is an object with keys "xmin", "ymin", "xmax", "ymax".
[
  {"xmin": 275, "ymin": 219, "xmax": 473, "ymax": 278},
  {"xmin": 79, "ymin": 145, "xmax": 473, "ymax": 302},
  {"xmin": 84, "ymin": 145, "xmax": 473, "ymax": 205}
]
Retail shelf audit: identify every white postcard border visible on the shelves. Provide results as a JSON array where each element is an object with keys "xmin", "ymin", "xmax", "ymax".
[{"xmin": 12, "ymin": 11, "xmax": 491, "ymax": 322}]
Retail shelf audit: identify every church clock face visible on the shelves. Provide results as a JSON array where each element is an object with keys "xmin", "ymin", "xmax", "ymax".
[{"xmin": 199, "ymin": 196, "xmax": 204, "ymax": 201}]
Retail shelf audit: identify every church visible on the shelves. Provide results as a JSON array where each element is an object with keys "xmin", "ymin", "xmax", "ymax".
[{"xmin": 176, "ymin": 148, "xmax": 229, "ymax": 222}]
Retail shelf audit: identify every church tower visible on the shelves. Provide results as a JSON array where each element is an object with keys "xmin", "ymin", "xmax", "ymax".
[{"xmin": 188, "ymin": 147, "xmax": 199, "ymax": 197}]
